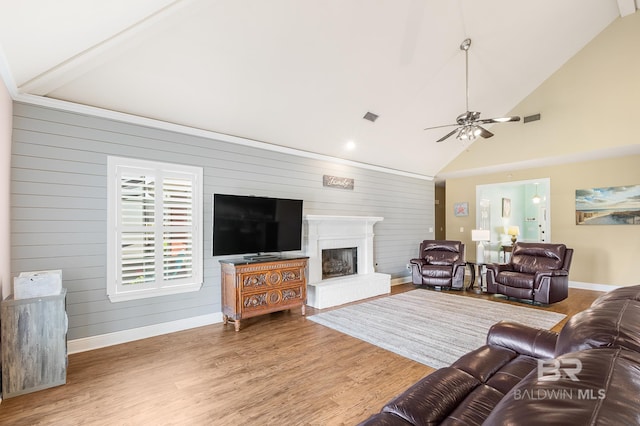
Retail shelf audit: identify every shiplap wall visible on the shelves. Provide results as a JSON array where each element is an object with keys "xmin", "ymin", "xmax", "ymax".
[{"xmin": 11, "ymin": 102, "xmax": 434, "ymax": 340}]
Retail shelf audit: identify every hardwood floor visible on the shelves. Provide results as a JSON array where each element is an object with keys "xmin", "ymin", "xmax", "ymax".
[{"xmin": 0, "ymin": 284, "xmax": 601, "ymax": 425}]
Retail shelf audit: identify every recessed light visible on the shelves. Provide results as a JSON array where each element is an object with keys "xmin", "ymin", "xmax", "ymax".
[{"xmin": 345, "ymin": 140, "xmax": 356, "ymax": 151}]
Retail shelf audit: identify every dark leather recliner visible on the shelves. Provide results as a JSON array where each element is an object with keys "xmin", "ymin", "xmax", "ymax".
[
  {"xmin": 410, "ymin": 240, "xmax": 465, "ymax": 289},
  {"xmin": 485, "ymin": 242, "xmax": 573, "ymax": 304},
  {"xmin": 359, "ymin": 284, "xmax": 640, "ymax": 425}
]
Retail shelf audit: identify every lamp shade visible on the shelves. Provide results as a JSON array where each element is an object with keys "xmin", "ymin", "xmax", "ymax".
[
  {"xmin": 471, "ymin": 229, "xmax": 491, "ymax": 241},
  {"xmin": 507, "ymin": 226, "xmax": 520, "ymax": 236}
]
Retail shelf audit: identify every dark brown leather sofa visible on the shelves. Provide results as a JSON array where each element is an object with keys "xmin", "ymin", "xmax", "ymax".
[
  {"xmin": 485, "ymin": 242, "xmax": 573, "ymax": 304},
  {"xmin": 359, "ymin": 284, "xmax": 640, "ymax": 425},
  {"xmin": 410, "ymin": 240, "xmax": 466, "ymax": 289}
]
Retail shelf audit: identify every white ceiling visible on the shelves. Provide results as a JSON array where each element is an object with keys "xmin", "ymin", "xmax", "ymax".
[{"xmin": 0, "ymin": 0, "xmax": 633, "ymax": 179}]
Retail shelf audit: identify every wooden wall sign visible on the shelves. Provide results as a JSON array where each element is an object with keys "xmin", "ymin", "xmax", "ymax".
[{"xmin": 323, "ymin": 175, "xmax": 354, "ymax": 190}]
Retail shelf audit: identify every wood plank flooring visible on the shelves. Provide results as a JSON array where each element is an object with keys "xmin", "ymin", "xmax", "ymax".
[{"xmin": 0, "ymin": 284, "xmax": 601, "ymax": 425}]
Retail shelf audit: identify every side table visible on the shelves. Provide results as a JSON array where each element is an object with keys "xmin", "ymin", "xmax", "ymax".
[
  {"xmin": 465, "ymin": 262, "xmax": 476, "ymax": 289},
  {"xmin": 467, "ymin": 262, "xmax": 489, "ymax": 293},
  {"xmin": 501, "ymin": 245, "xmax": 513, "ymax": 262}
]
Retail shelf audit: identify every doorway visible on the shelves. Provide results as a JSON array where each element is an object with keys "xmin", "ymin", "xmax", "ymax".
[{"xmin": 475, "ymin": 178, "xmax": 550, "ymax": 262}]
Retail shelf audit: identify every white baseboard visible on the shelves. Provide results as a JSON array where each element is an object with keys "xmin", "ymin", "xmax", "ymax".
[
  {"xmin": 67, "ymin": 312, "xmax": 224, "ymax": 354},
  {"xmin": 391, "ymin": 276, "xmax": 412, "ymax": 286},
  {"xmin": 65, "ymin": 280, "xmax": 620, "ymax": 354},
  {"xmin": 568, "ymin": 281, "xmax": 620, "ymax": 292}
]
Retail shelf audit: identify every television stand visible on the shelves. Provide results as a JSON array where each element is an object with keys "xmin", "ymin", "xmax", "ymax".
[{"xmin": 220, "ymin": 256, "xmax": 308, "ymax": 331}]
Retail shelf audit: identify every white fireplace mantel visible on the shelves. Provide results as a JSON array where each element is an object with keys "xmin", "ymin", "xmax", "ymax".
[{"xmin": 304, "ymin": 215, "xmax": 390, "ymax": 308}]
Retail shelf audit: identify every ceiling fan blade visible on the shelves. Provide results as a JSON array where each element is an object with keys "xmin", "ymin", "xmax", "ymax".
[
  {"xmin": 424, "ymin": 122, "xmax": 459, "ymax": 131},
  {"xmin": 436, "ymin": 128, "xmax": 460, "ymax": 142},
  {"xmin": 479, "ymin": 116, "xmax": 521, "ymax": 124},
  {"xmin": 477, "ymin": 126, "xmax": 494, "ymax": 139}
]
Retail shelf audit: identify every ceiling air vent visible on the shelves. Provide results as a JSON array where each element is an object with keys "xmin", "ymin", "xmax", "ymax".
[{"xmin": 363, "ymin": 112, "xmax": 379, "ymax": 122}]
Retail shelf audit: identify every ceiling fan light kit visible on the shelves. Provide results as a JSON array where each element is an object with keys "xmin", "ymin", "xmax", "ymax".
[{"xmin": 425, "ymin": 38, "xmax": 521, "ymax": 143}]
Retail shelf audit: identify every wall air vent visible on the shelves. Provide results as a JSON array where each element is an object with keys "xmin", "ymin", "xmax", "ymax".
[{"xmin": 523, "ymin": 113, "xmax": 541, "ymax": 123}]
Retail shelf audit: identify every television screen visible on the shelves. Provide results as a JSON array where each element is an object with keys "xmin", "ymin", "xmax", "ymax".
[{"xmin": 212, "ymin": 194, "xmax": 303, "ymax": 256}]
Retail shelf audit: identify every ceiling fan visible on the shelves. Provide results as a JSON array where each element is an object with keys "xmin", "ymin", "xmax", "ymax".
[{"xmin": 425, "ymin": 38, "xmax": 520, "ymax": 143}]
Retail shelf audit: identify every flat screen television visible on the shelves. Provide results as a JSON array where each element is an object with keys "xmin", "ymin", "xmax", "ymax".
[{"xmin": 212, "ymin": 194, "xmax": 303, "ymax": 257}]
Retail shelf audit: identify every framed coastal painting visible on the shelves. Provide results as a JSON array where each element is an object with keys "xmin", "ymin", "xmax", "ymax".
[
  {"xmin": 453, "ymin": 202, "xmax": 468, "ymax": 217},
  {"xmin": 575, "ymin": 184, "xmax": 640, "ymax": 225}
]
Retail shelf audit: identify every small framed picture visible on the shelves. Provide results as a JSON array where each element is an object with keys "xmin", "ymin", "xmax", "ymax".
[
  {"xmin": 454, "ymin": 202, "xmax": 469, "ymax": 217},
  {"xmin": 502, "ymin": 197, "xmax": 511, "ymax": 218}
]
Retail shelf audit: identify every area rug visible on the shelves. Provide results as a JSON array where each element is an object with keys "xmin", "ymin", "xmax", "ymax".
[{"xmin": 308, "ymin": 290, "xmax": 566, "ymax": 369}]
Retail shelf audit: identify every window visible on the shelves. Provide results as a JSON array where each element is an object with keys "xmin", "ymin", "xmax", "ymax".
[{"xmin": 107, "ymin": 156, "xmax": 203, "ymax": 302}]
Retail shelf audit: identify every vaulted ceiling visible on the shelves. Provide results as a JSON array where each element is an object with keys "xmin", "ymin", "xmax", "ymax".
[{"xmin": 0, "ymin": 1, "xmax": 636, "ymax": 179}]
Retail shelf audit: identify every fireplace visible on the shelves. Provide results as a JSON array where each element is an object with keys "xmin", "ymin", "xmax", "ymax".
[
  {"xmin": 304, "ymin": 215, "xmax": 391, "ymax": 309},
  {"xmin": 322, "ymin": 247, "xmax": 357, "ymax": 279}
]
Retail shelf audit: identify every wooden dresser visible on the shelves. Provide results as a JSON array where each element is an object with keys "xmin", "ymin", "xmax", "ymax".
[{"xmin": 220, "ymin": 256, "xmax": 308, "ymax": 331}]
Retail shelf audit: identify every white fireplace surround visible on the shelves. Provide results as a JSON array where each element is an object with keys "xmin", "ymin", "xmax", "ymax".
[{"xmin": 304, "ymin": 215, "xmax": 391, "ymax": 309}]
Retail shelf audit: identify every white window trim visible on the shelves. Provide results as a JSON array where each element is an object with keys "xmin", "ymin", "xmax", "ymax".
[{"xmin": 107, "ymin": 156, "xmax": 203, "ymax": 302}]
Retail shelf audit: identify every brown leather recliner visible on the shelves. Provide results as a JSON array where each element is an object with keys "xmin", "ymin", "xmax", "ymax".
[
  {"xmin": 359, "ymin": 284, "xmax": 640, "ymax": 425},
  {"xmin": 485, "ymin": 242, "xmax": 573, "ymax": 304},
  {"xmin": 410, "ymin": 240, "xmax": 466, "ymax": 289}
]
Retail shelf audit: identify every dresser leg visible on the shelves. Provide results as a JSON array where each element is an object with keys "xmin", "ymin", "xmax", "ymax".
[
  {"xmin": 222, "ymin": 314, "xmax": 228, "ymax": 325},
  {"xmin": 234, "ymin": 320, "xmax": 241, "ymax": 332},
  {"xmin": 301, "ymin": 304, "xmax": 306, "ymax": 316}
]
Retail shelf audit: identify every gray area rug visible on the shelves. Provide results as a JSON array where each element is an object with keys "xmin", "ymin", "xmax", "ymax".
[{"xmin": 308, "ymin": 289, "xmax": 566, "ymax": 369}]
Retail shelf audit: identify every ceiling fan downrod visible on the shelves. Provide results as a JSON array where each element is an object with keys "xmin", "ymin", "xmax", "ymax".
[{"xmin": 460, "ymin": 38, "xmax": 471, "ymax": 113}]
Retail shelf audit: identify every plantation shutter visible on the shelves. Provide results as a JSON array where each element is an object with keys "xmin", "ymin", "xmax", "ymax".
[
  {"xmin": 162, "ymin": 175, "xmax": 194, "ymax": 282},
  {"xmin": 108, "ymin": 157, "xmax": 202, "ymax": 302},
  {"xmin": 120, "ymin": 173, "xmax": 157, "ymax": 288}
]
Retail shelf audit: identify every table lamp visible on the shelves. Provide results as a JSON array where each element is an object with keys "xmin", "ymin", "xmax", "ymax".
[
  {"xmin": 507, "ymin": 226, "xmax": 520, "ymax": 244},
  {"xmin": 471, "ymin": 229, "xmax": 491, "ymax": 263}
]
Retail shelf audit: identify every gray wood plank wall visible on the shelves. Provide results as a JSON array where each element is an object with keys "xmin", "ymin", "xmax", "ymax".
[{"xmin": 10, "ymin": 102, "xmax": 434, "ymax": 340}]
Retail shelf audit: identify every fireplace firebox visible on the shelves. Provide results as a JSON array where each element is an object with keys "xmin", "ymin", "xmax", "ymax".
[{"xmin": 322, "ymin": 247, "xmax": 357, "ymax": 279}]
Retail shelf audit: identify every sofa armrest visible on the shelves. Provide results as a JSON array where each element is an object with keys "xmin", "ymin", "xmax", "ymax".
[
  {"xmin": 533, "ymin": 269, "xmax": 569, "ymax": 290},
  {"xmin": 409, "ymin": 258, "xmax": 425, "ymax": 266},
  {"xmin": 535, "ymin": 269, "xmax": 569, "ymax": 278},
  {"xmin": 487, "ymin": 321, "xmax": 558, "ymax": 359}
]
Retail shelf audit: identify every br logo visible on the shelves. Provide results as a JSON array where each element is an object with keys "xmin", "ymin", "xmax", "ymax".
[{"xmin": 537, "ymin": 359, "xmax": 582, "ymax": 381}]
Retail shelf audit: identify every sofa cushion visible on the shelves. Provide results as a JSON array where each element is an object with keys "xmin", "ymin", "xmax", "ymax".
[
  {"xmin": 484, "ymin": 348, "xmax": 640, "ymax": 426},
  {"xmin": 381, "ymin": 367, "xmax": 480, "ymax": 424},
  {"xmin": 511, "ymin": 243, "xmax": 566, "ymax": 274},
  {"xmin": 421, "ymin": 265, "xmax": 452, "ymax": 278},
  {"xmin": 555, "ymin": 298, "xmax": 640, "ymax": 356},
  {"xmin": 445, "ymin": 384, "xmax": 504, "ymax": 425},
  {"xmin": 422, "ymin": 241, "xmax": 462, "ymax": 266},
  {"xmin": 496, "ymin": 271, "xmax": 534, "ymax": 289}
]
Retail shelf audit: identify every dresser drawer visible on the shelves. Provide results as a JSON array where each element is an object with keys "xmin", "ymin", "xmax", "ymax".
[
  {"xmin": 240, "ymin": 266, "xmax": 304, "ymax": 291},
  {"xmin": 242, "ymin": 284, "xmax": 305, "ymax": 315}
]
